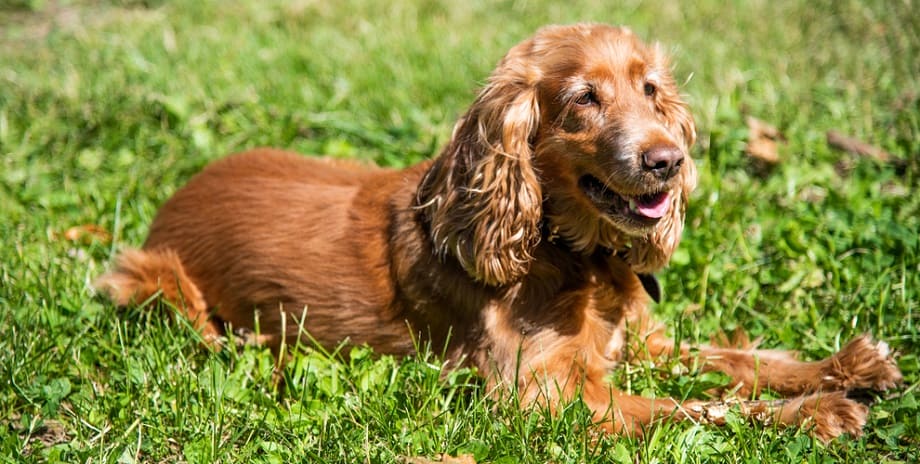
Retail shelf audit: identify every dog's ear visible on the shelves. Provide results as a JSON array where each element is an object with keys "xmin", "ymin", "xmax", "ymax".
[{"xmin": 417, "ymin": 46, "xmax": 542, "ymax": 286}]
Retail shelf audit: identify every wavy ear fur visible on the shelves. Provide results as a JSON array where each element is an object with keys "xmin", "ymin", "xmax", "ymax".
[{"xmin": 416, "ymin": 46, "xmax": 543, "ymax": 286}]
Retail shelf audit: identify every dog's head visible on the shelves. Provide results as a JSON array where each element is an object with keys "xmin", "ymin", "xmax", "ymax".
[{"xmin": 418, "ymin": 24, "xmax": 697, "ymax": 285}]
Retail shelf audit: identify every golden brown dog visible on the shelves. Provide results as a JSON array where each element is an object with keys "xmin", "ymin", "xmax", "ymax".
[{"xmin": 97, "ymin": 24, "xmax": 901, "ymax": 441}]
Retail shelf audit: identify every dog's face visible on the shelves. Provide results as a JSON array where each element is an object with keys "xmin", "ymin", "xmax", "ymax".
[
  {"xmin": 418, "ymin": 24, "xmax": 697, "ymax": 285},
  {"xmin": 535, "ymin": 28, "xmax": 693, "ymax": 231},
  {"xmin": 529, "ymin": 25, "xmax": 698, "ymax": 271}
]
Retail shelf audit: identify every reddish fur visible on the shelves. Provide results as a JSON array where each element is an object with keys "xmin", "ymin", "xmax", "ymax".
[{"xmin": 96, "ymin": 24, "xmax": 901, "ymax": 441}]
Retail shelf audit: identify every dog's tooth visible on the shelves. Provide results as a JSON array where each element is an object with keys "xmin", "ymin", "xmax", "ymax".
[{"xmin": 628, "ymin": 198, "xmax": 637, "ymax": 212}]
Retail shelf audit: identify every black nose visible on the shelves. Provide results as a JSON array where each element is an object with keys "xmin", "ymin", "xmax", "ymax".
[{"xmin": 641, "ymin": 145, "xmax": 684, "ymax": 179}]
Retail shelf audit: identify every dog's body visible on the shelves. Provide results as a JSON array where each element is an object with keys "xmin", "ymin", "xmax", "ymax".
[{"xmin": 99, "ymin": 24, "xmax": 901, "ymax": 441}]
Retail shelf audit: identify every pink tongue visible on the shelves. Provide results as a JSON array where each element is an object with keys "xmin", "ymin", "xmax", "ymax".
[{"xmin": 635, "ymin": 192, "xmax": 670, "ymax": 218}]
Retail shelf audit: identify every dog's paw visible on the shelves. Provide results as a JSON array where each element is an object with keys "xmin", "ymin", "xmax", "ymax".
[
  {"xmin": 695, "ymin": 392, "xmax": 869, "ymax": 442},
  {"xmin": 822, "ymin": 335, "xmax": 903, "ymax": 392},
  {"xmin": 796, "ymin": 391, "xmax": 869, "ymax": 442}
]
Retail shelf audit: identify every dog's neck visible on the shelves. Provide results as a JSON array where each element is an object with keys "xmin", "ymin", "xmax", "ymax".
[{"xmin": 541, "ymin": 220, "xmax": 661, "ymax": 303}]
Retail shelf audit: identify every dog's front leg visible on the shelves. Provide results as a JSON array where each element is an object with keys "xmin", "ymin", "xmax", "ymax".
[
  {"xmin": 641, "ymin": 331, "xmax": 902, "ymax": 397},
  {"xmin": 527, "ymin": 371, "xmax": 870, "ymax": 442}
]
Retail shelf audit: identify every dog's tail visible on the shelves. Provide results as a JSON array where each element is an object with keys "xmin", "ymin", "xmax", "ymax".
[{"xmin": 95, "ymin": 248, "xmax": 218, "ymax": 338}]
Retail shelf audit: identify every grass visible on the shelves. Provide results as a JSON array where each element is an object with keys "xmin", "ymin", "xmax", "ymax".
[{"xmin": 1, "ymin": 0, "xmax": 918, "ymax": 462}]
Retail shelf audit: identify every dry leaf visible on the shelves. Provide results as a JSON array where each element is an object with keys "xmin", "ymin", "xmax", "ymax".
[
  {"xmin": 746, "ymin": 116, "xmax": 784, "ymax": 141},
  {"xmin": 62, "ymin": 224, "xmax": 111, "ymax": 244},
  {"xmin": 826, "ymin": 130, "xmax": 892, "ymax": 163},
  {"xmin": 745, "ymin": 116, "xmax": 785, "ymax": 167},
  {"xmin": 405, "ymin": 454, "xmax": 477, "ymax": 464},
  {"xmin": 745, "ymin": 138, "xmax": 780, "ymax": 165}
]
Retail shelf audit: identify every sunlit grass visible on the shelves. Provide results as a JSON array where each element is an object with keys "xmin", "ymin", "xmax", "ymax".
[{"xmin": 1, "ymin": 0, "xmax": 917, "ymax": 462}]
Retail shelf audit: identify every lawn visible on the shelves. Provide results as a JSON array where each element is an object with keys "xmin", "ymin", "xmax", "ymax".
[{"xmin": 1, "ymin": 0, "xmax": 918, "ymax": 462}]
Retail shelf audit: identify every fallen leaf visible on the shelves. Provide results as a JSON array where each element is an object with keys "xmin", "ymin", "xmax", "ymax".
[
  {"xmin": 61, "ymin": 224, "xmax": 111, "ymax": 244},
  {"xmin": 405, "ymin": 454, "xmax": 477, "ymax": 464},
  {"xmin": 746, "ymin": 116, "xmax": 784, "ymax": 141},
  {"xmin": 745, "ymin": 116, "xmax": 785, "ymax": 168},
  {"xmin": 745, "ymin": 137, "xmax": 780, "ymax": 165},
  {"xmin": 826, "ymin": 130, "xmax": 892, "ymax": 163}
]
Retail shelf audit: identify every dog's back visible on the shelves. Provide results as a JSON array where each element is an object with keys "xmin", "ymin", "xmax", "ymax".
[{"xmin": 97, "ymin": 148, "xmax": 425, "ymax": 351}]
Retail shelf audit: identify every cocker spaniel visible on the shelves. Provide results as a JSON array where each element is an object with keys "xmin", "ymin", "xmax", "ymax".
[{"xmin": 98, "ymin": 24, "xmax": 901, "ymax": 441}]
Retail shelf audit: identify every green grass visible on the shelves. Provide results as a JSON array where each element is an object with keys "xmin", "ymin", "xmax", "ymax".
[{"xmin": 1, "ymin": 0, "xmax": 918, "ymax": 462}]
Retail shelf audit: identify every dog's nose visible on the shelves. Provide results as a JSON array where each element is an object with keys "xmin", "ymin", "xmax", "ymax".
[{"xmin": 641, "ymin": 145, "xmax": 684, "ymax": 179}]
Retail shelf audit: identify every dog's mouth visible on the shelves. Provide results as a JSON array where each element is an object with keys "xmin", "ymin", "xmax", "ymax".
[{"xmin": 578, "ymin": 175, "xmax": 670, "ymax": 227}]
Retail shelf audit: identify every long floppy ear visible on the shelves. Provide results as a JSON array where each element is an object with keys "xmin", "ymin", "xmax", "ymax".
[{"xmin": 416, "ymin": 47, "xmax": 543, "ymax": 286}]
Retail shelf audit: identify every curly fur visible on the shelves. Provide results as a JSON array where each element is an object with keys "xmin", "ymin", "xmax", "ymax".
[
  {"xmin": 416, "ymin": 56, "xmax": 543, "ymax": 285},
  {"xmin": 96, "ymin": 24, "xmax": 901, "ymax": 442}
]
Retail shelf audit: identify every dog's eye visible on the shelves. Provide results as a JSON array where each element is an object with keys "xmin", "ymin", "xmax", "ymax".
[
  {"xmin": 574, "ymin": 90, "xmax": 598, "ymax": 106},
  {"xmin": 643, "ymin": 82, "xmax": 657, "ymax": 97}
]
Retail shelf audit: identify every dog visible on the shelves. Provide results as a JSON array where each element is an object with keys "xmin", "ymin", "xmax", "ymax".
[{"xmin": 97, "ymin": 23, "xmax": 901, "ymax": 441}]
